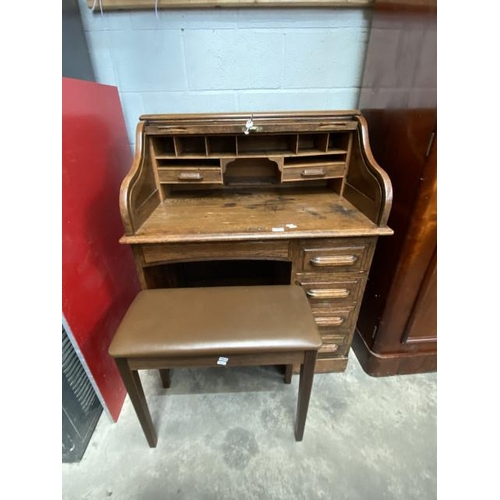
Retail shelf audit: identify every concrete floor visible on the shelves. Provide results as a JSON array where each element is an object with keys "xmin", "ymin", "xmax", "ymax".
[{"xmin": 62, "ymin": 352, "xmax": 436, "ymax": 500}]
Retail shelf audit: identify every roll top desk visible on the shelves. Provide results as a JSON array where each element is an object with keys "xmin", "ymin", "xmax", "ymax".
[{"xmin": 119, "ymin": 111, "xmax": 393, "ymax": 373}]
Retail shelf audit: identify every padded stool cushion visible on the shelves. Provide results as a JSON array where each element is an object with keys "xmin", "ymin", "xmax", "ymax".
[{"xmin": 109, "ymin": 285, "xmax": 321, "ymax": 358}]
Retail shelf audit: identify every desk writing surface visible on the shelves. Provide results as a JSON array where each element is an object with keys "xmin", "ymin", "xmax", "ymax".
[{"xmin": 120, "ymin": 189, "xmax": 392, "ymax": 245}]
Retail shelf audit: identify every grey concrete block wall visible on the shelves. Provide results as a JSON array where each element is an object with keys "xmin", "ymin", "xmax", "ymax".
[
  {"xmin": 184, "ymin": 31, "xmax": 284, "ymax": 90},
  {"xmin": 78, "ymin": 1, "xmax": 372, "ymax": 146}
]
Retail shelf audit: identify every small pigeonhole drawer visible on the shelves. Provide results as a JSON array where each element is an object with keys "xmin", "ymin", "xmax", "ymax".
[
  {"xmin": 281, "ymin": 162, "xmax": 345, "ymax": 182},
  {"xmin": 157, "ymin": 168, "xmax": 223, "ymax": 184}
]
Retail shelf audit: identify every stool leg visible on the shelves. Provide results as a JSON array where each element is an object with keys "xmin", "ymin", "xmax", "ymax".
[
  {"xmin": 284, "ymin": 364, "xmax": 293, "ymax": 384},
  {"xmin": 115, "ymin": 358, "xmax": 158, "ymax": 448},
  {"xmin": 159, "ymin": 369, "xmax": 171, "ymax": 389},
  {"xmin": 295, "ymin": 350, "xmax": 317, "ymax": 442}
]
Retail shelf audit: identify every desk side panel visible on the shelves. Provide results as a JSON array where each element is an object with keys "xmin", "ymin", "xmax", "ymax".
[
  {"xmin": 344, "ymin": 117, "xmax": 393, "ymax": 227},
  {"xmin": 120, "ymin": 124, "xmax": 160, "ymax": 234}
]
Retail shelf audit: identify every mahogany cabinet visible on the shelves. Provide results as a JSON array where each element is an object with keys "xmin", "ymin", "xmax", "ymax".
[{"xmin": 352, "ymin": 0, "xmax": 437, "ymax": 376}]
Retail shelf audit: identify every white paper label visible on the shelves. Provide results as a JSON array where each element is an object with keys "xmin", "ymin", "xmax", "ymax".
[
  {"xmin": 217, "ymin": 357, "xmax": 229, "ymax": 366},
  {"xmin": 272, "ymin": 227, "xmax": 285, "ymax": 232},
  {"xmin": 285, "ymin": 224, "xmax": 297, "ymax": 229}
]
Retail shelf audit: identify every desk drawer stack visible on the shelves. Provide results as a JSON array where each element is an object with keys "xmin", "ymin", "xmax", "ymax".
[
  {"xmin": 293, "ymin": 238, "xmax": 375, "ymax": 371},
  {"xmin": 118, "ymin": 111, "xmax": 393, "ymax": 374}
]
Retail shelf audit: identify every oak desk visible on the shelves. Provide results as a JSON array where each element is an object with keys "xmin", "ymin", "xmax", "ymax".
[{"xmin": 119, "ymin": 111, "xmax": 393, "ymax": 373}]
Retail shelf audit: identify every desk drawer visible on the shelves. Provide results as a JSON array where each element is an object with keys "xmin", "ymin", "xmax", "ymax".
[
  {"xmin": 312, "ymin": 306, "xmax": 354, "ymax": 359},
  {"xmin": 296, "ymin": 274, "xmax": 364, "ymax": 306},
  {"xmin": 142, "ymin": 241, "xmax": 290, "ymax": 265},
  {"xmin": 281, "ymin": 162, "xmax": 345, "ymax": 183},
  {"xmin": 311, "ymin": 306, "xmax": 356, "ymax": 333},
  {"xmin": 319, "ymin": 333, "xmax": 349, "ymax": 357},
  {"xmin": 298, "ymin": 238, "xmax": 374, "ymax": 274},
  {"xmin": 157, "ymin": 168, "xmax": 222, "ymax": 184}
]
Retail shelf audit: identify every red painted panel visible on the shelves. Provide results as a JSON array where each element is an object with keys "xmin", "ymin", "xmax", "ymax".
[{"xmin": 62, "ymin": 78, "xmax": 140, "ymax": 421}]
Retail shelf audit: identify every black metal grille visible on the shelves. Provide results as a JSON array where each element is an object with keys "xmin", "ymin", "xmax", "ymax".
[{"xmin": 62, "ymin": 326, "xmax": 102, "ymax": 463}]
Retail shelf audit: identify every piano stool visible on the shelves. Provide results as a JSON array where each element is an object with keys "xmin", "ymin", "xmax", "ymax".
[{"xmin": 108, "ymin": 285, "xmax": 322, "ymax": 448}]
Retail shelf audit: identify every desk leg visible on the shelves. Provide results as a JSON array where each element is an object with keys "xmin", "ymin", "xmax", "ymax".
[
  {"xmin": 284, "ymin": 364, "xmax": 293, "ymax": 384},
  {"xmin": 159, "ymin": 369, "xmax": 171, "ymax": 388},
  {"xmin": 295, "ymin": 350, "xmax": 317, "ymax": 441},
  {"xmin": 115, "ymin": 358, "xmax": 158, "ymax": 448}
]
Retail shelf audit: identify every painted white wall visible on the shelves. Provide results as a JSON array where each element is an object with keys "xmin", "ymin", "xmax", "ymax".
[{"xmin": 78, "ymin": 2, "xmax": 371, "ymax": 146}]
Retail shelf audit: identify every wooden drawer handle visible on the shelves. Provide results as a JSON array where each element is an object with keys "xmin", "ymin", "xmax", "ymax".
[
  {"xmin": 321, "ymin": 343, "xmax": 339, "ymax": 353},
  {"xmin": 319, "ymin": 123, "xmax": 350, "ymax": 129},
  {"xmin": 315, "ymin": 316, "xmax": 345, "ymax": 327},
  {"xmin": 156, "ymin": 127, "xmax": 187, "ymax": 132},
  {"xmin": 306, "ymin": 289, "xmax": 350, "ymax": 299},
  {"xmin": 177, "ymin": 172, "xmax": 204, "ymax": 181},
  {"xmin": 301, "ymin": 168, "xmax": 326, "ymax": 178},
  {"xmin": 310, "ymin": 255, "xmax": 358, "ymax": 267}
]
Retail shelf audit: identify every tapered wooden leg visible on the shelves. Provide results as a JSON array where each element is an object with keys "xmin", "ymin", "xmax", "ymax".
[
  {"xmin": 159, "ymin": 369, "xmax": 171, "ymax": 388},
  {"xmin": 284, "ymin": 364, "xmax": 293, "ymax": 384},
  {"xmin": 115, "ymin": 358, "xmax": 158, "ymax": 448},
  {"xmin": 295, "ymin": 350, "xmax": 317, "ymax": 441}
]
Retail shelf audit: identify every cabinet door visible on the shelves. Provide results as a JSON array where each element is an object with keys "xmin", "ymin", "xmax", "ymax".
[{"xmin": 402, "ymin": 250, "xmax": 437, "ymax": 344}]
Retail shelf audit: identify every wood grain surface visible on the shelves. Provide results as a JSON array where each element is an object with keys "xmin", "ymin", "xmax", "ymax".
[{"xmin": 121, "ymin": 189, "xmax": 391, "ymax": 244}]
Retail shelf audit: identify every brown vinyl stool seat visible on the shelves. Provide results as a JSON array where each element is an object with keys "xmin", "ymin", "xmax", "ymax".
[{"xmin": 109, "ymin": 285, "xmax": 322, "ymax": 448}]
